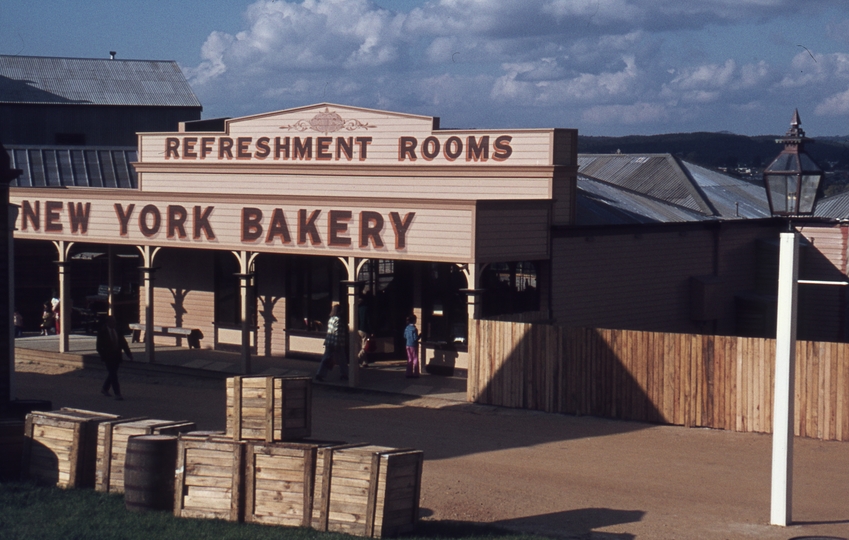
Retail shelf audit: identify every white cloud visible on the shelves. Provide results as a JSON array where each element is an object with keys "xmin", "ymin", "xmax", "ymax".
[
  {"xmin": 492, "ymin": 55, "xmax": 639, "ymax": 104},
  {"xmin": 816, "ymin": 88, "xmax": 849, "ymax": 115},
  {"xmin": 184, "ymin": 0, "xmax": 849, "ymax": 135},
  {"xmin": 669, "ymin": 60, "xmax": 736, "ymax": 90},
  {"xmin": 826, "ymin": 18, "xmax": 849, "ymax": 45},
  {"xmin": 581, "ymin": 102, "xmax": 671, "ymax": 125}
]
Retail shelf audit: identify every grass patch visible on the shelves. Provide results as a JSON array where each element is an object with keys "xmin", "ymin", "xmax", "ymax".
[{"xmin": 0, "ymin": 482, "xmax": 549, "ymax": 540}]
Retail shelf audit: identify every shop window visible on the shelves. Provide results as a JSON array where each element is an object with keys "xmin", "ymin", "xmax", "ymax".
[
  {"xmin": 422, "ymin": 263, "xmax": 468, "ymax": 345},
  {"xmin": 481, "ymin": 261, "xmax": 540, "ymax": 317},
  {"xmin": 286, "ymin": 257, "xmax": 342, "ymax": 333}
]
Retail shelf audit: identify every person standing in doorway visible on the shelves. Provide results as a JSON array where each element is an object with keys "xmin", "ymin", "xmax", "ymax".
[
  {"xmin": 13, "ymin": 309, "xmax": 23, "ymax": 337},
  {"xmin": 315, "ymin": 304, "xmax": 348, "ymax": 382},
  {"xmin": 97, "ymin": 315, "xmax": 133, "ymax": 400},
  {"xmin": 51, "ymin": 296, "xmax": 60, "ymax": 335},
  {"xmin": 357, "ymin": 290, "xmax": 374, "ymax": 367},
  {"xmin": 404, "ymin": 314, "xmax": 420, "ymax": 378},
  {"xmin": 40, "ymin": 302, "xmax": 54, "ymax": 335}
]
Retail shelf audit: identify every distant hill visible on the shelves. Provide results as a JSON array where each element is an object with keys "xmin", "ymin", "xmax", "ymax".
[{"xmin": 578, "ymin": 132, "xmax": 849, "ymax": 171}]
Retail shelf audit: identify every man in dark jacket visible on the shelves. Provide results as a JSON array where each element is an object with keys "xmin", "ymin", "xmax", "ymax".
[{"xmin": 97, "ymin": 316, "xmax": 133, "ymax": 400}]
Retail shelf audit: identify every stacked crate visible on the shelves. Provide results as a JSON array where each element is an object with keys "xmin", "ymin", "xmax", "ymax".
[
  {"xmin": 96, "ymin": 418, "xmax": 196, "ymax": 493},
  {"xmin": 173, "ymin": 432, "xmax": 246, "ymax": 521},
  {"xmin": 22, "ymin": 408, "xmax": 121, "ymax": 488},
  {"xmin": 244, "ymin": 439, "xmax": 347, "ymax": 527},
  {"xmin": 174, "ymin": 375, "xmax": 314, "ymax": 522},
  {"xmin": 312, "ymin": 444, "xmax": 424, "ymax": 538},
  {"xmin": 225, "ymin": 375, "xmax": 312, "ymax": 441}
]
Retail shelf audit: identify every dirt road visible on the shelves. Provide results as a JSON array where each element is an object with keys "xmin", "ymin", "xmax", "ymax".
[{"xmin": 12, "ymin": 362, "xmax": 849, "ymax": 539}]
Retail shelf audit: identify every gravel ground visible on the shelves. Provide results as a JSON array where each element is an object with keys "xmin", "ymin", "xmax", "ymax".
[{"xmin": 12, "ymin": 360, "xmax": 849, "ymax": 540}]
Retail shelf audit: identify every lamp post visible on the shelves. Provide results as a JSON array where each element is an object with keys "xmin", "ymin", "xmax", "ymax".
[{"xmin": 762, "ymin": 110, "xmax": 823, "ymax": 527}]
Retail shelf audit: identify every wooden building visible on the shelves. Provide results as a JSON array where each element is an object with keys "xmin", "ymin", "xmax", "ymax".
[
  {"xmin": 10, "ymin": 103, "xmax": 575, "ymax": 376},
  {"xmin": 1, "ymin": 54, "xmax": 202, "ymax": 341},
  {"xmin": 0, "ymin": 54, "xmax": 201, "ymax": 146},
  {"xmin": 5, "ymin": 68, "xmax": 849, "ymax": 384}
]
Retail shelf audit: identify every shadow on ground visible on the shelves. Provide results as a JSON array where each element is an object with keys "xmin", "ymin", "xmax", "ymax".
[{"xmin": 413, "ymin": 507, "xmax": 644, "ymax": 539}]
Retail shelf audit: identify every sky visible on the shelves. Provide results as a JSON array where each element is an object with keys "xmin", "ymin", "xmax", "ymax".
[{"xmin": 2, "ymin": 0, "xmax": 849, "ymax": 137}]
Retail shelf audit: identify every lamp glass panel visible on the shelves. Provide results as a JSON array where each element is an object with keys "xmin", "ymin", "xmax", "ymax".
[
  {"xmin": 800, "ymin": 153, "xmax": 822, "ymax": 173},
  {"xmin": 766, "ymin": 174, "xmax": 790, "ymax": 214},
  {"xmin": 798, "ymin": 173, "xmax": 821, "ymax": 214},
  {"xmin": 765, "ymin": 153, "xmax": 797, "ymax": 173}
]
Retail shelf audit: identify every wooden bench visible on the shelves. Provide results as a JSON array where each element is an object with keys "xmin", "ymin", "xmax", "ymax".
[{"xmin": 129, "ymin": 323, "xmax": 202, "ymax": 349}]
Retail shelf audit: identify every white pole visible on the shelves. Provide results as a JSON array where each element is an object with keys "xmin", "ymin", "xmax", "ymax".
[{"xmin": 770, "ymin": 231, "xmax": 799, "ymax": 526}]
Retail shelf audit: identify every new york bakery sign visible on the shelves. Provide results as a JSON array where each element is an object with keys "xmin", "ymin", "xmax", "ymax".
[
  {"xmin": 11, "ymin": 197, "xmax": 474, "ymax": 261},
  {"xmin": 9, "ymin": 108, "xmax": 551, "ymax": 260}
]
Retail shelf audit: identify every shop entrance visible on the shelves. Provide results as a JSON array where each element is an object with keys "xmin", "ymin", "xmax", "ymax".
[{"xmin": 357, "ymin": 259, "xmax": 414, "ymax": 360}]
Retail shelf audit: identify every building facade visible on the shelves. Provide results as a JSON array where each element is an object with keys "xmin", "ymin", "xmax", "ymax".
[{"xmin": 11, "ymin": 103, "xmax": 576, "ymax": 375}]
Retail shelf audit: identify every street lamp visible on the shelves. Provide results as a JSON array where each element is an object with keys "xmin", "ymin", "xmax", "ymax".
[
  {"xmin": 763, "ymin": 109, "xmax": 823, "ymax": 217},
  {"xmin": 763, "ymin": 110, "xmax": 823, "ymax": 527}
]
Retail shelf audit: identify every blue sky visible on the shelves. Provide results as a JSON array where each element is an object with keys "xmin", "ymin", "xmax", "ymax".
[{"xmin": 2, "ymin": 0, "xmax": 848, "ymax": 136}]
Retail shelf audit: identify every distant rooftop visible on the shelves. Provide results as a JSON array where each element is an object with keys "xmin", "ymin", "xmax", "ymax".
[
  {"xmin": 815, "ymin": 191, "xmax": 849, "ymax": 220},
  {"xmin": 0, "ymin": 54, "xmax": 201, "ymax": 108},
  {"xmin": 577, "ymin": 154, "xmax": 771, "ymax": 225},
  {"xmin": 6, "ymin": 145, "xmax": 137, "ymax": 189}
]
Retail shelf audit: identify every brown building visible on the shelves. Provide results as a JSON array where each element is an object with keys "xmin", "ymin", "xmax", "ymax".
[
  {"xmin": 5, "ymin": 69, "xmax": 847, "ymax": 384},
  {"xmin": 0, "ymin": 54, "xmax": 201, "ymax": 146}
]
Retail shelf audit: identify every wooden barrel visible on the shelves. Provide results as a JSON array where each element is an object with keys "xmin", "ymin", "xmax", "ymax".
[
  {"xmin": 0, "ymin": 419, "xmax": 25, "ymax": 481},
  {"xmin": 123, "ymin": 435, "xmax": 178, "ymax": 512}
]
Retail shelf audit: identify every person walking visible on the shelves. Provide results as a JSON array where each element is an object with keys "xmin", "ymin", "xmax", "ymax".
[
  {"xmin": 315, "ymin": 304, "xmax": 348, "ymax": 382},
  {"xmin": 404, "ymin": 314, "xmax": 420, "ymax": 378},
  {"xmin": 96, "ymin": 315, "xmax": 133, "ymax": 400}
]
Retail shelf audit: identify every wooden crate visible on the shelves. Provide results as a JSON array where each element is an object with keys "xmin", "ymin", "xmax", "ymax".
[
  {"xmin": 226, "ymin": 376, "xmax": 312, "ymax": 442},
  {"xmin": 174, "ymin": 434, "xmax": 246, "ymax": 522},
  {"xmin": 22, "ymin": 409, "xmax": 121, "ymax": 488},
  {"xmin": 96, "ymin": 418, "xmax": 196, "ymax": 493},
  {"xmin": 312, "ymin": 445, "xmax": 424, "ymax": 538},
  {"xmin": 245, "ymin": 440, "xmax": 346, "ymax": 527}
]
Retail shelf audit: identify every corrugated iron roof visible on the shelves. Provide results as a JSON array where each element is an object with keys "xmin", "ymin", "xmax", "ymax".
[
  {"xmin": 578, "ymin": 154, "xmax": 710, "ymax": 213},
  {"xmin": 0, "ymin": 55, "xmax": 201, "ymax": 107},
  {"xmin": 815, "ymin": 192, "xmax": 849, "ymax": 219},
  {"xmin": 577, "ymin": 175, "xmax": 708, "ymax": 225},
  {"xmin": 678, "ymin": 161, "xmax": 770, "ymax": 219},
  {"xmin": 6, "ymin": 145, "xmax": 137, "ymax": 188},
  {"xmin": 577, "ymin": 154, "xmax": 771, "ymax": 225}
]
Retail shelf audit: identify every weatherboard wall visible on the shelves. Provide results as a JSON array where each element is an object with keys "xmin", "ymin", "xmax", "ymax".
[{"xmin": 551, "ymin": 222, "xmax": 779, "ymax": 335}]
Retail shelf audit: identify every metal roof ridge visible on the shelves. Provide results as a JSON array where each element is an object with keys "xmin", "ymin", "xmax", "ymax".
[
  {"xmin": 668, "ymin": 156, "xmax": 719, "ymax": 216},
  {"xmin": 578, "ymin": 173, "xmax": 713, "ymax": 217}
]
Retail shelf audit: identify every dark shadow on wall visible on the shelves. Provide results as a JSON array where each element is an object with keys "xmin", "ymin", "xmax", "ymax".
[
  {"xmin": 169, "ymin": 287, "xmax": 189, "ymax": 346},
  {"xmin": 736, "ymin": 233, "xmax": 849, "ymax": 342},
  {"xmin": 797, "ymin": 234, "xmax": 849, "ymax": 342},
  {"xmin": 257, "ymin": 294, "xmax": 282, "ymax": 357}
]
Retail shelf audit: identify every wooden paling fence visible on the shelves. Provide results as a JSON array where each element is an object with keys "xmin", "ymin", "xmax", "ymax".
[{"xmin": 467, "ymin": 320, "xmax": 849, "ymax": 442}]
